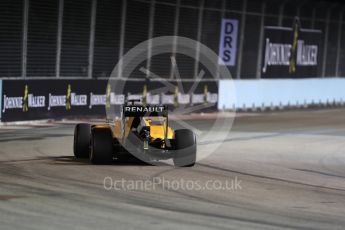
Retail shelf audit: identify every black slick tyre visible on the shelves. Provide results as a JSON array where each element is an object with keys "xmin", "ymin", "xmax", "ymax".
[
  {"xmin": 173, "ymin": 129, "xmax": 197, "ymax": 167},
  {"xmin": 90, "ymin": 128, "xmax": 113, "ymax": 164},
  {"xmin": 73, "ymin": 123, "xmax": 91, "ymax": 158}
]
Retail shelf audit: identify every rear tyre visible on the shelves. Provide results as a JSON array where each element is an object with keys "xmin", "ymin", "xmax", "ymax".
[
  {"xmin": 173, "ymin": 129, "xmax": 197, "ymax": 167},
  {"xmin": 73, "ymin": 123, "xmax": 91, "ymax": 158},
  {"xmin": 90, "ymin": 128, "xmax": 113, "ymax": 164}
]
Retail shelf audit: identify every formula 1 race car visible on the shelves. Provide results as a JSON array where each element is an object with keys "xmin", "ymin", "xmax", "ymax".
[{"xmin": 73, "ymin": 100, "xmax": 196, "ymax": 166}]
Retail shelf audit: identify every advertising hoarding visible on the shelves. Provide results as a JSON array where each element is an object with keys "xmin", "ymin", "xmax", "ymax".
[
  {"xmin": 1, "ymin": 79, "xmax": 218, "ymax": 122},
  {"xmin": 261, "ymin": 18, "xmax": 322, "ymax": 78}
]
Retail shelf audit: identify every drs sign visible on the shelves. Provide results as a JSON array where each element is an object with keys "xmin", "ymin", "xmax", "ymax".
[{"xmin": 218, "ymin": 19, "xmax": 238, "ymax": 66}]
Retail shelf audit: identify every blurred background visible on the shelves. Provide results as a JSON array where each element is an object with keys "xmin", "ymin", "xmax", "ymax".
[{"xmin": 0, "ymin": 0, "xmax": 345, "ymax": 121}]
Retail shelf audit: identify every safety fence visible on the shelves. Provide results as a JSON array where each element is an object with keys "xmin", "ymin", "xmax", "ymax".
[{"xmin": 0, "ymin": 0, "xmax": 344, "ymax": 80}]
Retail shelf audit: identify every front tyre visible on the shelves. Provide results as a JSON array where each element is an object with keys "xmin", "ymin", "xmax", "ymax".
[
  {"xmin": 73, "ymin": 123, "xmax": 91, "ymax": 158},
  {"xmin": 90, "ymin": 128, "xmax": 113, "ymax": 164},
  {"xmin": 173, "ymin": 129, "xmax": 197, "ymax": 167}
]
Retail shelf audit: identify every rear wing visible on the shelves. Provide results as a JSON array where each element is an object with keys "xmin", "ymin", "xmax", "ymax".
[{"xmin": 123, "ymin": 105, "xmax": 167, "ymax": 117}]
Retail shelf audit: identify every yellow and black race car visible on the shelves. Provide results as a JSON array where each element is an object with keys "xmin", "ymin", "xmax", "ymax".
[{"xmin": 73, "ymin": 100, "xmax": 196, "ymax": 167}]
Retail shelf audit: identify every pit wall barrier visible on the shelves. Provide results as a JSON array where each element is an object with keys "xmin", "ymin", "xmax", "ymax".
[
  {"xmin": 0, "ymin": 79, "xmax": 218, "ymax": 122},
  {"xmin": 218, "ymin": 78, "xmax": 345, "ymax": 110}
]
